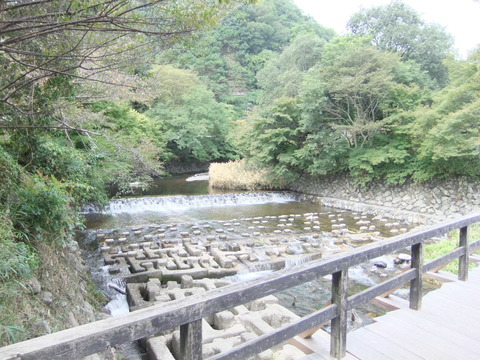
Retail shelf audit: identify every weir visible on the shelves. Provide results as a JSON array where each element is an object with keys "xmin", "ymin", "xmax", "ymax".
[{"xmin": 103, "ymin": 192, "xmax": 298, "ymax": 214}]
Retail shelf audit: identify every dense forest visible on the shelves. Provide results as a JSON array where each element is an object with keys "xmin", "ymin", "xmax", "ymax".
[{"xmin": 0, "ymin": 0, "xmax": 479, "ymax": 344}]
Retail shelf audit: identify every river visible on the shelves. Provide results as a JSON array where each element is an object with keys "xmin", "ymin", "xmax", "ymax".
[{"xmin": 80, "ymin": 175, "xmax": 416, "ymax": 324}]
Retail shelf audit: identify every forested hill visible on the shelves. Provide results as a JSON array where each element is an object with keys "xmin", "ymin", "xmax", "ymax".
[
  {"xmin": 0, "ymin": 0, "xmax": 479, "ymax": 345},
  {"xmin": 159, "ymin": 0, "xmax": 335, "ymax": 112}
]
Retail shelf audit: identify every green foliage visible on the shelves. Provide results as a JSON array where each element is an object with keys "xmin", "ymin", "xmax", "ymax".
[
  {"xmin": 84, "ymin": 101, "xmax": 166, "ymax": 193},
  {"xmin": 318, "ymin": 44, "xmax": 401, "ymax": 147},
  {"xmin": 425, "ymin": 224, "xmax": 480, "ymax": 274},
  {"xmin": 407, "ymin": 50, "xmax": 480, "ymax": 181},
  {"xmin": 160, "ymin": 0, "xmax": 334, "ymax": 113},
  {"xmin": 11, "ymin": 174, "xmax": 79, "ymax": 243},
  {"xmin": 234, "ymin": 98, "xmax": 305, "ymax": 183},
  {"xmin": 146, "ymin": 67, "xmax": 235, "ymax": 163},
  {"xmin": 257, "ymin": 33, "xmax": 326, "ymax": 105},
  {"xmin": 0, "ymin": 215, "xmax": 38, "ymax": 282},
  {"xmin": 348, "ymin": 136, "xmax": 415, "ymax": 186},
  {"xmin": 0, "ymin": 313, "xmax": 24, "ymax": 345},
  {"xmin": 1, "ymin": 0, "xmax": 251, "ymax": 117},
  {"xmin": 347, "ymin": 1, "xmax": 454, "ymax": 88}
]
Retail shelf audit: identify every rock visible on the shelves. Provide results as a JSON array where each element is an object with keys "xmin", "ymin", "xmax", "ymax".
[
  {"xmin": 373, "ymin": 261, "xmax": 387, "ymax": 269},
  {"xmin": 397, "ymin": 253, "xmax": 412, "ymax": 262},
  {"xmin": 68, "ymin": 312, "xmax": 80, "ymax": 327},
  {"xmin": 146, "ymin": 336, "xmax": 175, "ymax": 360},
  {"xmin": 40, "ymin": 291, "xmax": 53, "ymax": 305},
  {"xmin": 28, "ymin": 277, "xmax": 42, "ymax": 295},
  {"xmin": 393, "ymin": 258, "xmax": 403, "ymax": 265},
  {"xmin": 32, "ymin": 320, "xmax": 51, "ymax": 335}
]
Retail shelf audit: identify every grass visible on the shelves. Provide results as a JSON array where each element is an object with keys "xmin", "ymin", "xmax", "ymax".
[
  {"xmin": 0, "ymin": 239, "xmax": 108, "ymax": 347},
  {"xmin": 209, "ymin": 159, "xmax": 285, "ymax": 190},
  {"xmin": 424, "ymin": 223, "xmax": 480, "ymax": 274}
]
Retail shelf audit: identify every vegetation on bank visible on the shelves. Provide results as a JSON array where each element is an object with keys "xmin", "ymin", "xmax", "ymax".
[
  {"xmin": 0, "ymin": 0, "xmax": 479, "ymax": 345},
  {"xmin": 0, "ymin": 0, "xmax": 253, "ymax": 345},
  {"xmin": 425, "ymin": 224, "xmax": 480, "ymax": 275}
]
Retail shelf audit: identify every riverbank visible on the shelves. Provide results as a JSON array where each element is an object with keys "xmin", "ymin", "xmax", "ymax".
[
  {"xmin": 208, "ymin": 162, "xmax": 480, "ymax": 224},
  {"xmin": 0, "ymin": 240, "xmax": 107, "ymax": 348}
]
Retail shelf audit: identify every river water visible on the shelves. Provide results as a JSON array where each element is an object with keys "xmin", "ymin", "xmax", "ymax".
[{"xmin": 81, "ymin": 175, "xmax": 416, "ymax": 324}]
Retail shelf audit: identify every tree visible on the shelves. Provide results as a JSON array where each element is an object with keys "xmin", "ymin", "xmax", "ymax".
[
  {"xmin": 257, "ymin": 33, "xmax": 326, "ymax": 105},
  {"xmin": 347, "ymin": 1, "xmax": 454, "ymax": 87},
  {"xmin": 158, "ymin": 0, "xmax": 333, "ymax": 112},
  {"xmin": 0, "ymin": 0, "xmax": 253, "ymax": 126},
  {"xmin": 407, "ymin": 49, "xmax": 480, "ymax": 181},
  {"xmin": 146, "ymin": 66, "xmax": 234, "ymax": 162},
  {"xmin": 316, "ymin": 42, "xmax": 402, "ymax": 148},
  {"xmin": 234, "ymin": 97, "xmax": 305, "ymax": 183}
]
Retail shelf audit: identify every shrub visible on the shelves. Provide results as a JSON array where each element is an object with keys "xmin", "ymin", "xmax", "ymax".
[
  {"xmin": 0, "ymin": 215, "xmax": 37, "ymax": 282},
  {"xmin": 12, "ymin": 174, "xmax": 79, "ymax": 243}
]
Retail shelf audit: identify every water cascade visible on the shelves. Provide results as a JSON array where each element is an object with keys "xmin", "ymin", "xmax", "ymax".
[{"xmin": 90, "ymin": 192, "xmax": 298, "ymax": 215}]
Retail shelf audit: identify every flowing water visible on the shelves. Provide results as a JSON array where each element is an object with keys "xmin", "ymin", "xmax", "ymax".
[{"xmin": 79, "ymin": 174, "xmax": 415, "ymax": 351}]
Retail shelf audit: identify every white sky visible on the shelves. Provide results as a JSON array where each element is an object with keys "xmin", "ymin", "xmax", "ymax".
[{"xmin": 293, "ymin": 0, "xmax": 480, "ymax": 58}]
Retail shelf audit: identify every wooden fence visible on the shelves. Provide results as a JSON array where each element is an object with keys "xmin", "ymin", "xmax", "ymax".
[{"xmin": 1, "ymin": 212, "xmax": 479, "ymax": 360}]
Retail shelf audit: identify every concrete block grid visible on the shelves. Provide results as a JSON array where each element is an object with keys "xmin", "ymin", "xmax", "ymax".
[
  {"xmin": 140, "ymin": 277, "xmax": 306, "ymax": 360},
  {"xmin": 94, "ymin": 212, "xmax": 410, "ymax": 359}
]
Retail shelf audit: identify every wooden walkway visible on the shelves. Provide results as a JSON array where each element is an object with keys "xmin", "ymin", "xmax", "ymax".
[{"xmin": 298, "ymin": 268, "xmax": 480, "ymax": 360}]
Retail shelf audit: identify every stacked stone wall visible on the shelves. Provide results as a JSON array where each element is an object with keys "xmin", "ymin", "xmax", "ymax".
[{"xmin": 290, "ymin": 175, "xmax": 480, "ymax": 224}]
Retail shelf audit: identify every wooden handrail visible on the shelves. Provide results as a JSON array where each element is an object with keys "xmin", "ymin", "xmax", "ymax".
[{"xmin": 1, "ymin": 212, "xmax": 479, "ymax": 360}]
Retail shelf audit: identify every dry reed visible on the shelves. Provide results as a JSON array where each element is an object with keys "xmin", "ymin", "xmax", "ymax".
[{"xmin": 209, "ymin": 160, "xmax": 284, "ymax": 190}]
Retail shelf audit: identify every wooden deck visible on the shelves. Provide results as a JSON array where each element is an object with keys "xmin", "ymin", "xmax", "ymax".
[{"xmin": 299, "ymin": 268, "xmax": 480, "ymax": 360}]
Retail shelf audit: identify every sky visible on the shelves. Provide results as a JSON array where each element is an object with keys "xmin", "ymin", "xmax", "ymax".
[{"xmin": 292, "ymin": 0, "xmax": 480, "ymax": 58}]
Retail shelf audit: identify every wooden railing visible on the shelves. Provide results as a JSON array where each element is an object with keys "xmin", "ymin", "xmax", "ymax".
[{"xmin": 1, "ymin": 212, "xmax": 479, "ymax": 360}]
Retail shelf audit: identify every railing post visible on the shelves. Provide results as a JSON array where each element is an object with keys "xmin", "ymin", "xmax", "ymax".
[
  {"xmin": 180, "ymin": 319, "xmax": 203, "ymax": 360},
  {"xmin": 459, "ymin": 226, "xmax": 470, "ymax": 281},
  {"xmin": 330, "ymin": 270, "xmax": 348, "ymax": 359},
  {"xmin": 409, "ymin": 242, "xmax": 424, "ymax": 310}
]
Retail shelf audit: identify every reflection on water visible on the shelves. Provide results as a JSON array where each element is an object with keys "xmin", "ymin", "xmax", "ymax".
[{"xmin": 127, "ymin": 174, "xmax": 246, "ymax": 197}]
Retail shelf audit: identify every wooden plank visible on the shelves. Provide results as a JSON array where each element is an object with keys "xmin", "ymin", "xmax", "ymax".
[
  {"xmin": 359, "ymin": 316, "xmax": 472, "ymax": 360},
  {"xmin": 180, "ymin": 319, "xmax": 202, "ymax": 360},
  {"xmin": 470, "ymin": 238, "xmax": 480, "ymax": 252},
  {"xmin": 423, "ymin": 281, "xmax": 480, "ymax": 307},
  {"xmin": 459, "ymin": 226, "xmax": 470, "ymax": 281},
  {"xmin": 297, "ymin": 301, "xmax": 332, "ymax": 339},
  {"xmin": 370, "ymin": 294, "xmax": 409, "ymax": 311},
  {"xmin": 347, "ymin": 327, "xmax": 423, "ymax": 360},
  {"xmin": 424, "ymin": 271, "xmax": 456, "ymax": 283},
  {"xmin": 379, "ymin": 319, "xmax": 480, "ymax": 359},
  {"xmin": 465, "ymin": 267, "xmax": 480, "ymax": 284},
  {"xmin": 296, "ymin": 331, "xmax": 359, "ymax": 360},
  {"xmin": 330, "ymin": 270, "xmax": 348, "ymax": 359},
  {"xmin": 423, "ymin": 247, "xmax": 464, "ymax": 273},
  {"xmin": 406, "ymin": 298, "xmax": 480, "ymax": 340},
  {"xmin": 381, "ymin": 310, "xmax": 480, "ymax": 356},
  {"xmin": 409, "ymin": 242, "xmax": 423, "ymax": 310},
  {"xmin": 348, "ymin": 269, "xmax": 415, "ymax": 310},
  {"xmin": 427, "ymin": 283, "xmax": 480, "ymax": 307},
  {"xmin": 208, "ymin": 305, "xmax": 337, "ymax": 360}
]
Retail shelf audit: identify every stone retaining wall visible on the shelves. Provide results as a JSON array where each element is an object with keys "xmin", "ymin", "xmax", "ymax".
[{"xmin": 290, "ymin": 175, "xmax": 480, "ymax": 224}]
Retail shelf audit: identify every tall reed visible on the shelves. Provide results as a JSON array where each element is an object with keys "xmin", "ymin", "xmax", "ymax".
[{"xmin": 209, "ymin": 160, "xmax": 284, "ymax": 190}]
